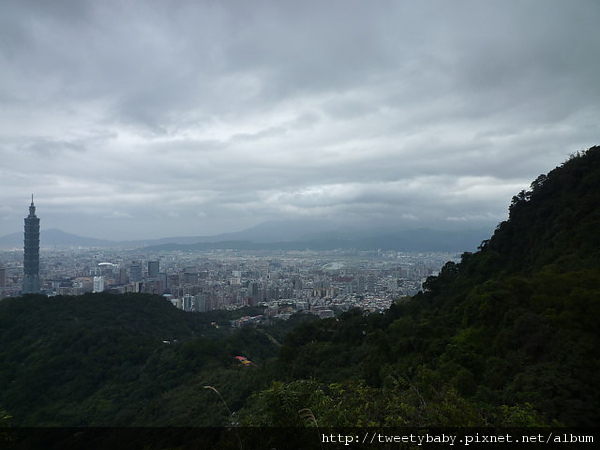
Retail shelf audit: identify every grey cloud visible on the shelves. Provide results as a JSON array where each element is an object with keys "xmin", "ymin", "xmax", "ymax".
[{"xmin": 0, "ymin": 0, "xmax": 598, "ymax": 240}]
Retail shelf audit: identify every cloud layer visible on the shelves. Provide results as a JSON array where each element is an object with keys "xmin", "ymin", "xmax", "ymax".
[{"xmin": 1, "ymin": 0, "xmax": 599, "ymax": 239}]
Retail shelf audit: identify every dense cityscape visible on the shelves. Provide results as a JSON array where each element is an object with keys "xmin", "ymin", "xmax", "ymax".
[
  {"xmin": 0, "ymin": 199, "xmax": 461, "ymax": 322},
  {"xmin": 0, "ymin": 244, "xmax": 457, "ymax": 319}
]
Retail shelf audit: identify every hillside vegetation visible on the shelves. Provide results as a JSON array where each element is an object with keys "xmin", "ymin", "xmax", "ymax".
[
  {"xmin": 0, "ymin": 294, "xmax": 284, "ymax": 426},
  {"xmin": 1, "ymin": 147, "xmax": 599, "ymax": 428},
  {"xmin": 240, "ymin": 146, "xmax": 600, "ymax": 427}
]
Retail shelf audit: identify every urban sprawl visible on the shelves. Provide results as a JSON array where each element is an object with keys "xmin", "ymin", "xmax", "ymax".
[{"xmin": 1, "ymin": 248, "xmax": 457, "ymax": 322}]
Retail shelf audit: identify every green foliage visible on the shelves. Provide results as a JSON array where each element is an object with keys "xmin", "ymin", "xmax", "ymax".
[
  {"xmin": 487, "ymin": 146, "xmax": 600, "ymax": 273},
  {"xmin": 242, "ymin": 368, "xmax": 488, "ymax": 427},
  {"xmin": 0, "ymin": 293, "xmax": 283, "ymax": 426},
  {"xmin": 495, "ymin": 403, "xmax": 550, "ymax": 427},
  {"xmin": 243, "ymin": 147, "xmax": 600, "ymax": 427}
]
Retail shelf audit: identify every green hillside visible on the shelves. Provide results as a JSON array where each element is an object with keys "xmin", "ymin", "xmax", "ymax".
[
  {"xmin": 0, "ymin": 293, "xmax": 280, "ymax": 426},
  {"xmin": 240, "ymin": 146, "xmax": 600, "ymax": 427}
]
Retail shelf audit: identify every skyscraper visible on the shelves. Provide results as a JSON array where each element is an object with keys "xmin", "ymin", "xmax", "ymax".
[
  {"xmin": 148, "ymin": 260, "xmax": 159, "ymax": 278},
  {"xmin": 23, "ymin": 195, "xmax": 40, "ymax": 294},
  {"xmin": 129, "ymin": 261, "xmax": 142, "ymax": 283}
]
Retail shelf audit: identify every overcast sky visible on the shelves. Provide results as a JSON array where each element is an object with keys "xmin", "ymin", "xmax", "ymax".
[{"xmin": 1, "ymin": 0, "xmax": 598, "ymax": 240}]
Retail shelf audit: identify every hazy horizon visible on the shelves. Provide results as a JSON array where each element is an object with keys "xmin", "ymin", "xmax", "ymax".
[
  {"xmin": 0, "ymin": 217, "xmax": 495, "ymax": 246},
  {"xmin": 1, "ymin": 1, "xmax": 598, "ymax": 240}
]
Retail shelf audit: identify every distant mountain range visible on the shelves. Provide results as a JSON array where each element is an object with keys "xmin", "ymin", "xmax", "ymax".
[
  {"xmin": 0, "ymin": 221, "xmax": 492, "ymax": 252},
  {"xmin": 0, "ymin": 229, "xmax": 115, "ymax": 249},
  {"xmin": 143, "ymin": 227, "xmax": 492, "ymax": 253}
]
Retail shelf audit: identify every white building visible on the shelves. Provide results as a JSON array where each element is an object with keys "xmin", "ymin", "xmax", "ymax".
[{"xmin": 93, "ymin": 276, "xmax": 105, "ymax": 293}]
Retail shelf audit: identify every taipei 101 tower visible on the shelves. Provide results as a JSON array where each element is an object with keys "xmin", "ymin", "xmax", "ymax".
[{"xmin": 23, "ymin": 195, "xmax": 40, "ymax": 294}]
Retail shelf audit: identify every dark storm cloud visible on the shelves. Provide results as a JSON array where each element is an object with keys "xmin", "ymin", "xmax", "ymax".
[{"xmin": 0, "ymin": 0, "xmax": 598, "ymax": 239}]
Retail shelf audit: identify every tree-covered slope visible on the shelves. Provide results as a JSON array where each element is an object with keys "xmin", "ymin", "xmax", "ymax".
[
  {"xmin": 241, "ymin": 147, "xmax": 600, "ymax": 427},
  {"xmin": 480, "ymin": 147, "xmax": 600, "ymax": 274},
  {"xmin": 0, "ymin": 293, "xmax": 278, "ymax": 426}
]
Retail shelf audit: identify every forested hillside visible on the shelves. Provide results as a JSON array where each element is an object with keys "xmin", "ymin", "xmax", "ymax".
[
  {"xmin": 1, "ymin": 147, "xmax": 599, "ymax": 430},
  {"xmin": 0, "ymin": 293, "xmax": 287, "ymax": 426},
  {"xmin": 239, "ymin": 147, "xmax": 600, "ymax": 427}
]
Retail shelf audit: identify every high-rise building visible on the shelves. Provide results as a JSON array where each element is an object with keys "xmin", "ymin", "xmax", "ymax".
[
  {"xmin": 117, "ymin": 267, "xmax": 128, "ymax": 285},
  {"xmin": 0, "ymin": 265, "xmax": 6, "ymax": 288},
  {"xmin": 148, "ymin": 260, "xmax": 159, "ymax": 278},
  {"xmin": 195, "ymin": 294, "xmax": 206, "ymax": 312},
  {"xmin": 129, "ymin": 261, "xmax": 142, "ymax": 283},
  {"xmin": 93, "ymin": 276, "xmax": 105, "ymax": 293},
  {"xmin": 23, "ymin": 195, "xmax": 40, "ymax": 294},
  {"xmin": 182, "ymin": 294, "xmax": 194, "ymax": 311}
]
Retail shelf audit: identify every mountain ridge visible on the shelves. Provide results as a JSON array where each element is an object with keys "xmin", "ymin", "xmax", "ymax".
[
  {"xmin": 0, "ymin": 224, "xmax": 492, "ymax": 252},
  {"xmin": 247, "ymin": 146, "xmax": 600, "ymax": 427}
]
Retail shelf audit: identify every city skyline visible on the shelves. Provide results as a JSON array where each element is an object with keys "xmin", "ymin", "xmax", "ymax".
[
  {"xmin": 2, "ymin": 238, "xmax": 452, "ymax": 311},
  {"xmin": 1, "ymin": 1, "xmax": 599, "ymax": 240}
]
